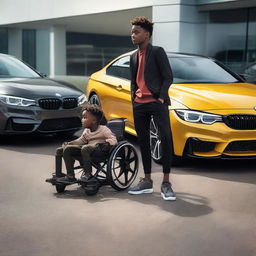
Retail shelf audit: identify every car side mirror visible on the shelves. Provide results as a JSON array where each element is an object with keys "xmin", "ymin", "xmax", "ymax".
[
  {"xmin": 40, "ymin": 72, "xmax": 47, "ymax": 78},
  {"xmin": 238, "ymin": 74, "xmax": 246, "ymax": 81}
]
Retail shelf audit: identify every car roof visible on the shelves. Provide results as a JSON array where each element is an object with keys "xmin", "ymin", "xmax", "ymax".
[
  {"xmin": 0, "ymin": 53, "xmax": 16, "ymax": 58},
  {"xmin": 167, "ymin": 52, "xmax": 210, "ymax": 59},
  {"xmin": 123, "ymin": 50, "xmax": 210, "ymax": 59}
]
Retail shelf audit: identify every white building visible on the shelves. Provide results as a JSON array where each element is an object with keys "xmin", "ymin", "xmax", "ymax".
[{"xmin": 0, "ymin": 0, "xmax": 255, "ymax": 76}]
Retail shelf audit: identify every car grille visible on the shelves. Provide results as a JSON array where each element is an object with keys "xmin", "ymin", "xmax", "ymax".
[
  {"xmin": 63, "ymin": 98, "xmax": 78, "ymax": 109},
  {"xmin": 39, "ymin": 98, "xmax": 61, "ymax": 110},
  {"xmin": 225, "ymin": 140, "xmax": 256, "ymax": 152},
  {"xmin": 38, "ymin": 117, "xmax": 81, "ymax": 131},
  {"xmin": 224, "ymin": 114, "xmax": 256, "ymax": 130},
  {"xmin": 38, "ymin": 98, "xmax": 78, "ymax": 110}
]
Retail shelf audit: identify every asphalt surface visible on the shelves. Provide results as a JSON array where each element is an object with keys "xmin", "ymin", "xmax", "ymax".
[{"xmin": 1, "ymin": 132, "xmax": 256, "ymax": 256}]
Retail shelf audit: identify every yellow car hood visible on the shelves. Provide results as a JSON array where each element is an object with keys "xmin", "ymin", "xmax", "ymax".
[{"xmin": 171, "ymin": 83, "xmax": 256, "ymax": 110}]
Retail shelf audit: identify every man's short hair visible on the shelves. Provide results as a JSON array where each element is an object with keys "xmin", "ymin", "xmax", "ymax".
[
  {"xmin": 130, "ymin": 16, "xmax": 154, "ymax": 37},
  {"xmin": 83, "ymin": 103, "xmax": 103, "ymax": 124}
]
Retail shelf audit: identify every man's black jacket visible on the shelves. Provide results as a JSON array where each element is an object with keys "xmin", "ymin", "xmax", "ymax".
[{"xmin": 130, "ymin": 43, "xmax": 173, "ymax": 104}]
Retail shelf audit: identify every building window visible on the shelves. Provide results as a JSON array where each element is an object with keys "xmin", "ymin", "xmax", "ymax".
[
  {"xmin": 22, "ymin": 29, "xmax": 36, "ymax": 68},
  {"xmin": 206, "ymin": 8, "xmax": 256, "ymax": 74},
  {"xmin": 66, "ymin": 32, "xmax": 133, "ymax": 76},
  {"xmin": 0, "ymin": 28, "xmax": 8, "ymax": 54}
]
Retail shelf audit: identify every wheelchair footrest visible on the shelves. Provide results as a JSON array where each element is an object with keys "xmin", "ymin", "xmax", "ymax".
[{"xmin": 45, "ymin": 175, "xmax": 78, "ymax": 186}]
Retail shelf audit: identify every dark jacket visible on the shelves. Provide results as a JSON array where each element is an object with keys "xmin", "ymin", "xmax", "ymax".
[{"xmin": 130, "ymin": 43, "xmax": 173, "ymax": 104}]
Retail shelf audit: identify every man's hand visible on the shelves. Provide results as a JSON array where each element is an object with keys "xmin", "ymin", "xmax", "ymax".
[{"xmin": 158, "ymin": 98, "xmax": 164, "ymax": 103}]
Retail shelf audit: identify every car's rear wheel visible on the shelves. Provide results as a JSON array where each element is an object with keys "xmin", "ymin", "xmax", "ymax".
[{"xmin": 150, "ymin": 118, "xmax": 182, "ymax": 166}]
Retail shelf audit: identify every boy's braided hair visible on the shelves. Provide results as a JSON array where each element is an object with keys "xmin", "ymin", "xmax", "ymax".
[{"xmin": 82, "ymin": 103, "xmax": 103, "ymax": 124}]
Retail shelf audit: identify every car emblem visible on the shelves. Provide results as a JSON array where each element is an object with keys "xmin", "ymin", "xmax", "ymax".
[{"xmin": 55, "ymin": 93, "xmax": 61, "ymax": 97}]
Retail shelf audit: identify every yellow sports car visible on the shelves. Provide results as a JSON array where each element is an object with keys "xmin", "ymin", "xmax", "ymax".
[{"xmin": 86, "ymin": 51, "xmax": 256, "ymax": 163}]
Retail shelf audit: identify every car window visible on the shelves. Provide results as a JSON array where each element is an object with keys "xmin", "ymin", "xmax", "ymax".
[
  {"xmin": 169, "ymin": 56, "xmax": 239, "ymax": 84},
  {"xmin": 0, "ymin": 55, "xmax": 40, "ymax": 79},
  {"xmin": 106, "ymin": 56, "xmax": 130, "ymax": 80}
]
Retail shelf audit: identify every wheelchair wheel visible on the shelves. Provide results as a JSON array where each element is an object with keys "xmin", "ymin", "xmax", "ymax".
[
  {"xmin": 81, "ymin": 177, "xmax": 101, "ymax": 196},
  {"xmin": 55, "ymin": 183, "xmax": 66, "ymax": 193},
  {"xmin": 107, "ymin": 142, "xmax": 138, "ymax": 191}
]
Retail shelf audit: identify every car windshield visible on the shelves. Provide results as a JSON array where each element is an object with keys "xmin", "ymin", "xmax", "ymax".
[
  {"xmin": 0, "ymin": 55, "xmax": 40, "ymax": 79},
  {"xmin": 169, "ymin": 56, "xmax": 239, "ymax": 84}
]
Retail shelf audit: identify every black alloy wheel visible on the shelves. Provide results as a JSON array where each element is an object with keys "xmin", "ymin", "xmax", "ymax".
[
  {"xmin": 89, "ymin": 94, "xmax": 100, "ymax": 105},
  {"xmin": 149, "ymin": 118, "xmax": 182, "ymax": 166}
]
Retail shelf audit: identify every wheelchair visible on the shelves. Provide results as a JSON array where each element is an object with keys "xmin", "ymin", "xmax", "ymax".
[{"xmin": 46, "ymin": 118, "xmax": 139, "ymax": 196}]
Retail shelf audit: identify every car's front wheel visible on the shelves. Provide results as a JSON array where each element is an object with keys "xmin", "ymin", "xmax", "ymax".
[
  {"xmin": 88, "ymin": 93, "xmax": 100, "ymax": 105},
  {"xmin": 150, "ymin": 118, "xmax": 182, "ymax": 166},
  {"xmin": 88, "ymin": 93, "xmax": 107, "ymax": 124}
]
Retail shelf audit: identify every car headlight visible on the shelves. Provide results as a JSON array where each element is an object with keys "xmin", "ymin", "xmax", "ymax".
[
  {"xmin": 78, "ymin": 94, "xmax": 87, "ymax": 106},
  {"xmin": 175, "ymin": 110, "xmax": 222, "ymax": 124},
  {"xmin": 0, "ymin": 95, "xmax": 36, "ymax": 107}
]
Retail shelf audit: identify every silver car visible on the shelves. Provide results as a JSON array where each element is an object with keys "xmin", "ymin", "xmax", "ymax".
[{"xmin": 0, "ymin": 54, "xmax": 86, "ymax": 135}]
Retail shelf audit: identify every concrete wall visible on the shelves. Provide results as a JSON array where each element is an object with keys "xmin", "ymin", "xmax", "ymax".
[
  {"xmin": 0, "ymin": 0, "xmax": 154, "ymax": 25},
  {"xmin": 152, "ymin": 0, "xmax": 208, "ymax": 54},
  {"xmin": 8, "ymin": 29, "xmax": 22, "ymax": 59},
  {"xmin": 1, "ymin": 0, "xmax": 215, "ymax": 76},
  {"xmin": 36, "ymin": 29, "xmax": 50, "ymax": 75}
]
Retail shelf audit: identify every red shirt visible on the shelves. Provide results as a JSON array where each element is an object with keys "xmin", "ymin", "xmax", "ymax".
[{"xmin": 135, "ymin": 48, "xmax": 156, "ymax": 103}]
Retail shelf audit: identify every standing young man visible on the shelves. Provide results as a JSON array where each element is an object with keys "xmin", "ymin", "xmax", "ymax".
[{"xmin": 128, "ymin": 16, "xmax": 176, "ymax": 201}]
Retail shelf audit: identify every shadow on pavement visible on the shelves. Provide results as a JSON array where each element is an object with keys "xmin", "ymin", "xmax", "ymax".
[
  {"xmin": 53, "ymin": 186, "xmax": 213, "ymax": 217},
  {"xmin": 0, "ymin": 132, "xmax": 81, "ymax": 155},
  {"xmin": 173, "ymin": 158, "xmax": 256, "ymax": 185}
]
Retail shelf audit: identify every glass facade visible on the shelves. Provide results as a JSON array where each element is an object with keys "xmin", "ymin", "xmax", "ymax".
[
  {"xmin": 22, "ymin": 29, "xmax": 36, "ymax": 68},
  {"xmin": 0, "ymin": 28, "xmax": 8, "ymax": 54},
  {"xmin": 206, "ymin": 8, "xmax": 256, "ymax": 74},
  {"xmin": 66, "ymin": 32, "xmax": 134, "ymax": 76}
]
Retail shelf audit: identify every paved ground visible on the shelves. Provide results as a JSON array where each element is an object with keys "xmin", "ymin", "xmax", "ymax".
[{"xmin": 1, "ymin": 133, "xmax": 256, "ymax": 256}]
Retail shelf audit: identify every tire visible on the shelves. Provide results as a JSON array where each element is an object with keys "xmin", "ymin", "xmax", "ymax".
[
  {"xmin": 149, "ymin": 118, "xmax": 183, "ymax": 166},
  {"xmin": 81, "ymin": 177, "xmax": 101, "ymax": 196},
  {"xmin": 55, "ymin": 183, "xmax": 66, "ymax": 193},
  {"xmin": 89, "ymin": 93, "xmax": 100, "ymax": 105},
  {"xmin": 88, "ymin": 94, "xmax": 107, "ymax": 125},
  {"xmin": 107, "ymin": 142, "xmax": 139, "ymax": 191}
]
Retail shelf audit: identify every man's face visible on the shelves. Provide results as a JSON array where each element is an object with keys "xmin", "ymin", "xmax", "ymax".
[{"xmin": 131, "ymin": 25, "xmax": 150, "ymax": 45}]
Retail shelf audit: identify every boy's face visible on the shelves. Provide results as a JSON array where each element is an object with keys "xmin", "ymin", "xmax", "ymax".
[
  {"xmin": 131, "ymin": 25, "xmax": 150, "ymax": 46},
  {"xmin": 81, "ymin": 110, "xmax": 97, "ymax": 128}
]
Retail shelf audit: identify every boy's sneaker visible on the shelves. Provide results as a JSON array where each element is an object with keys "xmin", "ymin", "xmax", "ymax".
[
  {"xmin": 128, "ymin": 178, "xmax": 153, "ymax": 195},
  {"xmin": 56, "ymin": 176, "xmax": 77, "ymax": 184},
  {"xmin": 45, "ymin": 173, "xmax": 65, "ymax": 184},
  {"xmin": 161, "ymin": 181, "xmax": 176, "ymax": 201},
  {"xmin": 80, "ymin": 175, "xmax": 92, "ymax": 183}
]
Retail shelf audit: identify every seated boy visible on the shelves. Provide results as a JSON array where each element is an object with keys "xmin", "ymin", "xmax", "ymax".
[{"xmin": 46, "ymin": 104, "xmax": 117, "ymax": 184}]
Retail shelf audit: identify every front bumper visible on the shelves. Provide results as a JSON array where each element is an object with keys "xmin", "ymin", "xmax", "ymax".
[
  {"xmin": 0, "ymin": 104, "xmax": 82, "ymax": 134},
  {"xmin": 170, "ymin": 110, "xmax": 256, "ymax": 159}
]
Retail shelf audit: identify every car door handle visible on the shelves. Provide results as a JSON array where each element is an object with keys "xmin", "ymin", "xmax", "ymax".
[{"xmin": 116, "ymin": 85, "xmax": 123, "ymax": 91}]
